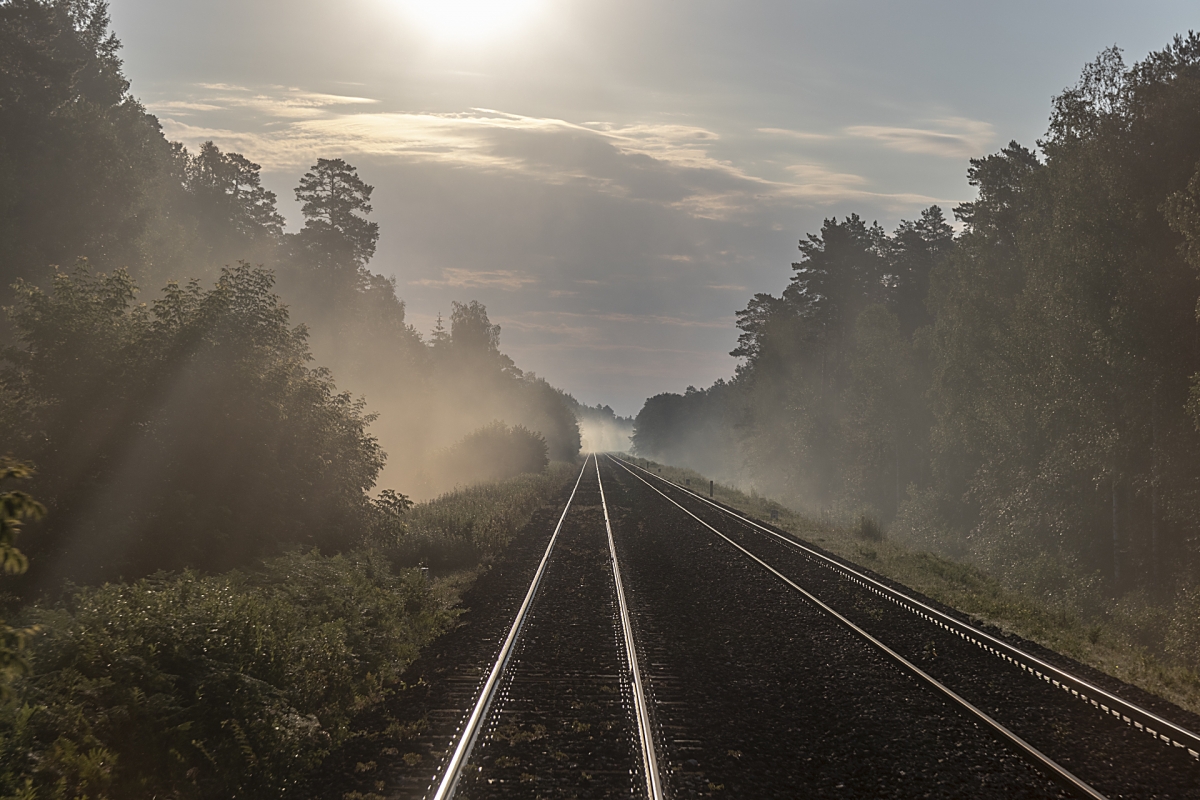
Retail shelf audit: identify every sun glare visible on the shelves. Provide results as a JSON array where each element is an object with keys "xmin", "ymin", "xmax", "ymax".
[{"xmin": 399, "ymin": 0, "xmax": 542, "ymax": 44}]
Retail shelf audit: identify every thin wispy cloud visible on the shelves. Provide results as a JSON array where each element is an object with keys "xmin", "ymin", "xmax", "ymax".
[
  {"xmin": 411, "ymin": 268, "xmax": 538, "ymax": 290},
  {"xmin": 151, "ymin": 85, "xmax": 953, "ymax": 222},
  {"xmin": 783, "ymin": 163, "xmax": 940, "ymax": 209},
  {"xmin": 193, "ymin": 84, "xmax": 380, "ymax": 118},
  {"xmin": 757, "ymin": 127, "xmax": 835, "ymax": 141},
  {"xmin": 845, "ymin": 117, "xmax": 995, "ymax": 159},
  {"xmin": 153, "ymin": 101, "xmax": 225, "ymax": 114}
]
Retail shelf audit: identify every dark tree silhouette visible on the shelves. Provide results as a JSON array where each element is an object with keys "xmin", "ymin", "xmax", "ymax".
[{"xmin": 294, "ymin": 157, "xmax": 380, "ymax": 269}]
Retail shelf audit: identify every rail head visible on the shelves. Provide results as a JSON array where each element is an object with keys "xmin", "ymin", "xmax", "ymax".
[
  {"xmin": 594, "ymin": 456, "xmax": 664, "ymax": 800},
  {"xmin": 428, "ymin": 456, "xmax": 592, "ymax": 800},
  {"xmin": 610, "ymin": 454, "xmax": 1200, "ymax": 760}
]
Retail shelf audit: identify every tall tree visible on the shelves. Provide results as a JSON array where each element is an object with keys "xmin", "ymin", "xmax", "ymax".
[
  {"xmin": 449, "ymin": 300, "xmax": 502, "ymax": 360},
  {"xmin": 786, "ymin": 214, "xmax": 889, "ymax": 357},
  {"xmin": 0, "ymin": 0, "xmax": 173, "ymax": 291},
  {"xmin": 293, "ymin": 157, "xmax": 379, "ymax": 270},
  {"xmin": 887, "ymin": 205, "xmax": 954, "ymax": 335},
  {"xmin": 186, "ymin": 140, "xmax": 283, "ymax": 241}
]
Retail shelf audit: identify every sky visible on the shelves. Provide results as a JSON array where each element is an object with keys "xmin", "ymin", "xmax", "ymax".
[{"xmin": 107, "ymin": 0, "xmax": 1197, "ymax": 416}]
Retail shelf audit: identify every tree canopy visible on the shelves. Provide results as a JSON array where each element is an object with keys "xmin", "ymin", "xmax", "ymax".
[{"xmin": 634, "ymin": 34, "xmax": 1200, "ymax": 600}]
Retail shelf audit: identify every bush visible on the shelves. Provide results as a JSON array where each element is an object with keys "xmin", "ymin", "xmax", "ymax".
[
  {"xmin": 857, "ymin": 514, "xmax": 883, "ymax": 542},
  {"xmin": 427, "ymin": 421, "xmax": 549, "ymax": 490},
  {"xmin": 0, "ymin": 550, "xmax": 453, "ymax": 800}
]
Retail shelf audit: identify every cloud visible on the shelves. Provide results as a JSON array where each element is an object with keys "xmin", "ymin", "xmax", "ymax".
[
  {"xmin": 783, "ymin": 163, "xmax": 939, "ymax": 208},
  {"xmin": 411, "ymin": 268, "xmax": 538, "ymax": 289},
  {"xmin": 159, "ymin": 107, "xmax": 773, "ymax": 218},
  {"xmin": 757, "ymin": 127, "xmax": 834, "ymax": 141},
  {"xmin": 190, "ymin": 84, "xmax": 380, "ymax": 118},
  {"xmin": 845, "ymin": 117, "xmax": 994, "ymax": 159},
  {"xmin": 153, "ymin": 101, "xmax": 225, "ymax": 114},
  {"xmin": 787, "ymin": 163, "xmax": 868, "ymax": 187},
  {"xmin": 152, "ymin": 85, "xmax": 949, "ymax": 221}
]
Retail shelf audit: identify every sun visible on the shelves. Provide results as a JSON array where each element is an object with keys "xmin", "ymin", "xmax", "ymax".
[{"xmin": 399, "ymin": 0, "xmax": 542, "ymax": 44}]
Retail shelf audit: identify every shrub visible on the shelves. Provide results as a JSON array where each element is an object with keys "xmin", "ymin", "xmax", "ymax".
[
  {"xmin": 0, "ymin": 550, "xmax": 452, "ymax": 800},
  {"xmin": 427, "ymin": 421, "xmax": 549, "ymax": 490},
  {"xmin": 857, "ymin": 514, "xmax": 883, "ymax": 542}
]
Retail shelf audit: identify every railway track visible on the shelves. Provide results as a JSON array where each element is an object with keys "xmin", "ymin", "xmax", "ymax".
[
  {"xmin": 427, "ymin": 455, "xmax": 664, "ymax": 800},
  {"xmin": 606, "ymin": 454, "xmax": 1200, "ymax": 798},
  {"xmin": 383, "ymin": 453, "xmax": 1200, "ymax": 799}
]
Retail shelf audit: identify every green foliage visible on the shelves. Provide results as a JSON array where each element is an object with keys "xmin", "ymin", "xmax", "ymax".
[
  {"xmin": 632, "ymin": 35, "xmax": 1200, "ymax": 695},
  {"xmin": 0, "ymin": 262, "xmax": 384, "ymax": 585},
  {"xmin": 0, "ymin": 550, "xmax": 453, "ymax": 800},
  {"xmin": 635, "ymin": 34, "xmax": 1200, "ymax": 599},
  {"xmin": 428, "ymin": 422, "xmax": 550, "ymax": 495},
  {"xmin": 0, "ymin": 460, "xmax": 43, "ymax": 577},
  {"xmin": 184, "ymin": 141, "xmax": 283, "ymax": 240},
  {"xmin": 293, "ymin": 157, "xmax": 379, "ymax": 270},
  {"xmin": 926, "ymin": 36, "xmax": 1200, "ymax": 585},
  {"xmin": 449, "ymin": 300, "xmax": 503, "ymax": 360},
  {"xmin": 1164, "ymin": 160, "xmax": 1200, "ymax": 270},
  {"xmin": 630, "ymin": 382, "xmax": 740, "ymax": 484},
  {"xmin": 0, "ymin": 461, "xmax": 575, "ymax": 799},
  {"xmin": 0, "ymin": 459, "xmax": 43, "ymax": 699},
  {"xmin": 0, "ymin": 0, "xmax": 173, "ymax": 290},
  {"xmin": 634, "ymin": 209, "xmax": 948, "ymax": 512},
  {"xmin": 374, "ymin": 463, "xmax": 576, "ymax": 571}
]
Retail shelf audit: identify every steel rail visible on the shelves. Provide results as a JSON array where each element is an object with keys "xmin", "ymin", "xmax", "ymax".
[
  {"xmin": 429, "ymin": 456, "xmax": 591, "ymax": 800},
  {"xmin": 607, "ymin": 455, "xmax": 1109, "ymax": 800},
  {"xmin": 612, "ymin": 455, "xmax": 1200, "ymax": 761},
  {"xmin": 594, "ymin": 456, "xmax": 665, "ymax": 800}
]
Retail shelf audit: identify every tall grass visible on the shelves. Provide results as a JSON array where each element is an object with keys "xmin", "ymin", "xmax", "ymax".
[{"xmin": 376, "ymin": 461, "xmax": 577, "ymax": 572}]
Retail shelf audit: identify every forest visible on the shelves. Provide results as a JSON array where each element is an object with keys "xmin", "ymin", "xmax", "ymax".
[
  {"xmin": 633, "ymin": 37, "xmax": 1200, "ymax": 640},
  {"xmin": 0, "ymin": 2, "xmax": 584, "ymax": 796}
]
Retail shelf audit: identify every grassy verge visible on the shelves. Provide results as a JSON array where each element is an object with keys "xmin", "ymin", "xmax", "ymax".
[
  {"xmin": 0, "ymin": 462, "xmax": 579, "ymax": 800},
  {"xmin": 623, "ymin": 456, "xmax": 1200, "ymax": 717},
  {"xmin": 380, "ymin": 461, "xmax": 579, "ymax": 573}
]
